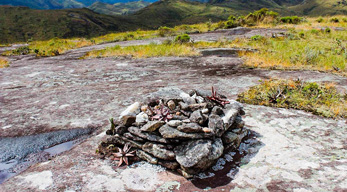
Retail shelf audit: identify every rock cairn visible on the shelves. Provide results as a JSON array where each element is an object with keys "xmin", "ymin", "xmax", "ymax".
[{"xmin": 98, "ymin": 89, "xmax": 248, "ymax": 178}]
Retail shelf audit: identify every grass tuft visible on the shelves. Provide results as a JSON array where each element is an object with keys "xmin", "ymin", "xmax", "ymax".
[
  {"xmin": 0, "ymin": 57, "xmax": 9, "ymax": 68},
  {"xmin": 82, "ymin": 43, "xmax": 200, "ymax": 59},
  {"xmin": 237, "ymin": 79, "xmax": 347, "ymax": 118}
]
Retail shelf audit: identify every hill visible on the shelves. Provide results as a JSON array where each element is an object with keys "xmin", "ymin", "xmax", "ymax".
[
  {"xmin": 88, "ymin": 1, "xmax": 151, "ymax": 16},
  {"xmin": 0, "ymin": 0, "xmax": 157, "ymax": 9},
  {"xmin": 0, "ymin": 6, "xmax": 142, "ymax": 43},
  {"xmin": 288, "ymin": 0, "xmax": 347, "ymax": 15}
]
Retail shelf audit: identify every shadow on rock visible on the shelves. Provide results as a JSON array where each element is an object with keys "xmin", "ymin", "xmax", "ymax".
[{"xmin": 191, "ymin": 129, "xmax": 264, "ymax": 189}]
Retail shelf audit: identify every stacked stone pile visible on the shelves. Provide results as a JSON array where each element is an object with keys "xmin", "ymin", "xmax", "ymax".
[{"xmin": 98, "ymin": 89, "xmax": 248, "ymax": 178}]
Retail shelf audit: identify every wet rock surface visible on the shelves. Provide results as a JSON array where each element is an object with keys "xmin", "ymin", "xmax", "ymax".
[{"xmin": 0, "ymin": 28, "xmax": 347, "ymax": 191}]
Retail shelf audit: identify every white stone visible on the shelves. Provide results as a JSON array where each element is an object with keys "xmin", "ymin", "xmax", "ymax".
[
  {"xmin": 167, "ymin": 120, "xmax": 182, "ymax": 127},
  {"xmin": 179, "ymin": 92, "xmax": 196, "ymax": 105},
  {"xmin": 136, "ymin": 112, "xmax": 149, "ymax": 123},
  {"xmin": 119, "ymin": 102, "xmax": 140, "ymax": 119}
]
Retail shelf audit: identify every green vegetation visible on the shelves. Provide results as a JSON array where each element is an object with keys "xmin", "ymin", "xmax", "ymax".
[
  {"xmin": 0, "ymin": 57, "xmax": 9, "ymax": 68},
  {"xmin": 82, "ymin": 43, "xmax": 199, "ymax": 58},
  {"xmin": 238, "ymin": 28, "xmax": 347, "ymax": 76},
  {"xmin": 88, "ymin": 1, "xmax": 151, "ymax": 16},
  {"xmin": 280, "ymin": 16, "xmax": 303, "ymax": 24},
  {"xmin": 237, "ymin": 79, "xmax": 347, "ymax": 118},
  {"xmin": 174, "ymin": 34, "xmax": 191, "ymax": 43}
]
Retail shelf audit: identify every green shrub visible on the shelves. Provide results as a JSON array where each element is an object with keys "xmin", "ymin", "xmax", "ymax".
[
  {"xmin": 316, "ymin": 17, "xmax": 324, "ymax": 23},
  {"xmin": 310, "ymin": 29, "xmax": 320, "ymax": 35},
  {"xmin": 158, "ymin": 26, "xmax": 173, "ymax": 37},
  {"xmin": 343, "ymin": 18, "xmax": 347, "ymax": 22},
  {"xmin": 174, "ymin": 34, "xmax": 190, "ymax": 43},
  {"xmin": 225, "ymin": 20, "xmax": 238, "ymax": 29},
  {"xmin": 324, "ymin": 27, "xmax": 331, "ymax": 33},
  {"xmin": 330, "ymin": 18, "xmax": 339, "ymax": 23},
  {"xmin": 299, "ymin": 32, "xmax": 305, "ymax": 38},
  {"xmin": 251, "ymin": 35, "xmax": 264, "ymax": 41},
  {"xmin": 12, "ymin": 46, "xmax": 31, "ymax": 55},
  {"xmin": 228, "ymin": 15, "xmax": 236, "ymax": 21},
  {"xmin": 280, "ymin": 16, "xmax": 302, "ymax": 24},
  {"xmin": 215, "ymin": 21, "xmax": 226, "ymax": 30}
]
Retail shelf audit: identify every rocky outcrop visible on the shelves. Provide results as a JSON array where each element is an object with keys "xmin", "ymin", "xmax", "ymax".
[{"xmin": 98, "ymin": 89, "xmax": 247, "ymax": 178}]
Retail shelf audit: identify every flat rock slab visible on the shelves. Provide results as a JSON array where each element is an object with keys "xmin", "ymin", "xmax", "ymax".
[
  {"xmin": 1, "ymin": 105, "xmax": 346, "ymax": 191},
  {"xmin": 0, "ymin": 28, "xmax": 347, "ymax": 190}
]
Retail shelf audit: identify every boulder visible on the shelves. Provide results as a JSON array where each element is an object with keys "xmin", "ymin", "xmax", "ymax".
[
  {"xmin": 142, "ymin": 142, "xmax": 175, "ymax": 160},
  {"xmin": 174, "ymin": 138, "xmax": 224, "ymax": 174}
]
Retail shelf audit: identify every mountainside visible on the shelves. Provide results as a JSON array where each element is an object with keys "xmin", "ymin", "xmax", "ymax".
[
  {"xmin": 129, "ymin": 0, "xmax": 239, "ymax": 28},
  {"xmin": 0, "ymin": 0, "xmax": 156, "ymax": 9},
  {"xmin": 0, "ymin": 6, "xmax": 142, "ymax": 43},
  {"xmin": 288, "ymin": 0, "xmax": 347, "ymax": 15},
  {"xmin": 88, "ymin": 1, "xmax": 151, "ymax": 16}
]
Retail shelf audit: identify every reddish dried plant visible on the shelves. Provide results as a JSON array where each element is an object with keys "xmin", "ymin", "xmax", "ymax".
[
  {"xmin": 207, "ymin": 86, "xmax": 230, "ymax": 107},
  {"xmin": 149, "ymin": 104, "xmax": 173, "ymax": 122}
]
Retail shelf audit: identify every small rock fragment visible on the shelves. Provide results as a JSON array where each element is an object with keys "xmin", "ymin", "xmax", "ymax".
[
  {"xmin": 167, "ymin": 100, "xmax": 176, "ymax": 110},
  {"xmin": 211, "ymin": 106, "xmax": 224, "ymax": 115},
  {"xmin": 114, "ymin": 125, "xmax": 128, "ymax": 135},
  {"xmin": 180, "ymin": 92, "xmax": 196, "ymax": 105},
  {"xmin": 121, "ymin": 115, "xmax": 136, "ymax": 127},
  {"xmin": 158, "ymin": 160, "xmax": 180, "ymax": 170},
  {"xmin": 141, "ymin": 121, "xmax": 165, "ymax": 132},
  {"xmin": 201, "ymin": 108, "xmax": 209, "ymax": 114},
  {"xmin": 136, "ymin": 150, "xmax": 158, "ymax": 164},
  {"xmin": 119, "ymin": 102, "xmax": 140, "ymax": 119},
  {"xmin": 202, "ymin": 127, "xmax": 213, "ymax": 133},
  {"xmin": 142, "ymin": 142, "xmax": 175, "ymax": 160},
  {"xmin": 189, "ymin": 103, "xmax": 207, "ymax": 111},
  {"xmin": 189, "ymin": 110, "xmax": 207, "ymax": 126},
  {"xmin": 178, "ymin": 101, "xmax": 189, "ymax": 111},
  {"xmin": 141, "ymin": 105, "xmax": 148, "ymax": 112},
  {"xmin": 177, "ymin": 123, "xmax": 203, "ymax": 133},
  {"xmin": 167, "ymin": 120, "xmax": 183, "ymax": 127},
  {"xmin": 136, "ymin": 112, "xmax": 149, "ymax": 124}
]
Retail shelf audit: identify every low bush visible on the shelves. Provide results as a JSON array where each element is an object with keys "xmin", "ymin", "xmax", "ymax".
[
  {"xmin": 158, "ymin": 26, "xmax": 174, "ymax": 37},
  {"xmin": 12, "ymin": 46, "xmax": 31, "ymax": 55},
  {"xmin": 251, "ymin": 35, "xmax": 264, "ymax": 41},
  {"xmin": 280, "ymin": 16, "xmax": 302, "ymax": 24},
  {"xmin": 316, "ymin": 17, "xmax": 324, "ymax": 23},
  {"xmin": 330, "ymin": 18, "xmax": 339, "ymax": 23},
  {"xmin": 174, "ymin": 34, "xmax": 191, "ymax": 44}
]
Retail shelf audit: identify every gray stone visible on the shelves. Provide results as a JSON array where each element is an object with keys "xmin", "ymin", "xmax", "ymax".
[
  {"xmin": 141, "ymin": 121, "xmax": 165, "ymax": 132},
  {"xmin": 222, "ymin": 131, "xmax": 238, "ymax": 144},
  {"xmin": 136, "ymin": 112, "xmax": 149, "ymax": 124},
  {"xmin": 123, "ymin": 132, "xmax": 145, "ymax": 142},
  {"xmin": 182, "ymin": 119, "xmax": 191, "ymax": 123},
  {"xmin": 114, "ymin": 125, "xmax": 127, "ymax": 135},
  {"xmin": 136, "ymin": 150, "xmax": 158, "ymax": 164},
  {"xmin": 177, "ymin": 123, "xmax": 203, "ymax": 133},
  {"xmin": 172, "ymin": 115, "xmax": 188, "ymax": 121},
  {"xmin": 174, "ymin": 138, "xmax": 224, "ymax": 174},
  {"xmin": 142, "ymin": 142, "xmax": 175, "ymax": 160},
  {"xmin": 188, "ymin": 103, "xmax": 207, "ymax": 111},
  {"xmin": 180, "ymin": 92, "xmax": 196, "ymax": 105},
  {"xmin": 178, "ymin": 101, "xmax": 189, "ymax": 111},
  {"xmin": 189, "ymin": 110, "xmax": 207, "ymax": 126},
  {"xmin": 211, "ymin": 106, "xmax": 224, "ymax": 115},
  {"xmin": 167, "ymin": 120, "xmax": 182, "ymax": 127},
  {"xmin": 208, "ymin": 114, "xmax": 225, "ymax": 137},
  {"xmin": 158, "ymin": 160, "xmax": 180, "ymax": 170},
  {"xmin": 119, "ymin": 102, "xmax": 140, "ymax": 119},
  {"xmin": 106, "ymin": 135, "xmax": 143, "ymax": 149},
  {"xmin": 230, "ymin": 116, "xmax": 245, "ymax": 130},
  {"xmin": 120, "ymin": 115, "xmax": 136, "ymax": 127},
  {"xmin": 159, "ymin": 125, "xmax": 211, "ymax": 140},
  {"xmin": 128, "ymin": 126, "xmax": 169, "ymax": 144}
]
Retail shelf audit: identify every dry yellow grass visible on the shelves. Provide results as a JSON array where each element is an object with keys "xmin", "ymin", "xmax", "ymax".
[{"xmin": 0, "ymin": 57, "xmax": 9, "ymax": 68}]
